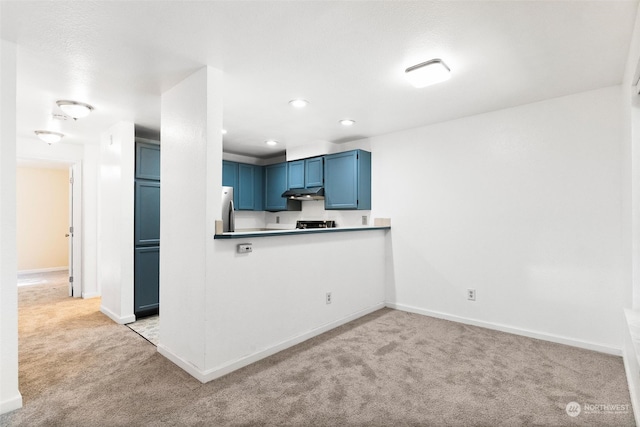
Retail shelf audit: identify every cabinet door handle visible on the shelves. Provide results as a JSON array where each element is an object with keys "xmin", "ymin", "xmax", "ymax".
[{"xmin": 65, "ymin": 234, "xmax": 70, "ymax": 237}]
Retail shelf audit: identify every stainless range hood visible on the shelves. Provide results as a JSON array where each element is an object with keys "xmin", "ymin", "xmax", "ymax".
[{"xmin": 281, "ymin": 187, "xmax": 325, "ymax": 201}]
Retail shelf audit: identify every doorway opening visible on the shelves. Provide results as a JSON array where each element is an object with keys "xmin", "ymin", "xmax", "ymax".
[{"xmin": 16, "ymin": 158, "xmax": 82, "ymax": 298}]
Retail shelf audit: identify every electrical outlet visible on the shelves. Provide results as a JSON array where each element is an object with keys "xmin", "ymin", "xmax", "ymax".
[
  {"xmin": 237, "ymin": 243, "xmax": 252, "ymax": 254},
  {"xmin": 276, "ymin": 216, "xmax": 280, "ymax": 224},
  {"xmin": 467, "ymin": 288, "xmax": 476, "ymax": 301},
  {"xmin": 361, "ymin": 215, "xmax": 368, "ymax": 225},
  {"xmin": 326, "ymin": 292, "xmax": 332, "ymax": 304}
]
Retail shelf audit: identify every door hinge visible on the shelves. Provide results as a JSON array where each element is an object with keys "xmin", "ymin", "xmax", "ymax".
[
  {"xmin": 69, "ymin": 226, "xmax": 74, "ymax": 233},
  {"xmin": 70, "ymin": 177, "xmax": 74, "ymax": 184},
  {"xmin": 69, "ymin": 276, "xmax": 74, "ymax": 283}
]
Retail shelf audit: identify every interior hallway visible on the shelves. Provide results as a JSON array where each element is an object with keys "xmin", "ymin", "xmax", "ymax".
[{"xmin": 0, "ymin": 272, "xmax": 634, "ymax": 426}]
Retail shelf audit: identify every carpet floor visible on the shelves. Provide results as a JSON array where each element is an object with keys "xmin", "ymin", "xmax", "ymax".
[{"xmin": 0, "ymin": 275, "xmax": 635, "ymax": 426}]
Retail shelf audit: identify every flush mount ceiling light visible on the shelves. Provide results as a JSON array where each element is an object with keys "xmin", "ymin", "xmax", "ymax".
[
  {"xmin": 56, "ymin": 100, "xmax": 94, "ymax": 119},
  {"xmin": 265, "ymin": 140, "xmax": 279, "ymax": 146},
  {"xmin": 34, "ymin": 130, "xmax": 64, "ymax": 145},
  {"xmin": 222, "ymin": 129, "xmax": 228, "ymax": 134},
  {"xmin": 339, "ymin": 119, "xmax": 356, "ymax": 126},
  {"xmin": 289, "ymin": 99, "xmax": 309, "ymax": 108},
  {"xmin": 404, "ymin": 58, "xmax": 451, "ymax": 88}
]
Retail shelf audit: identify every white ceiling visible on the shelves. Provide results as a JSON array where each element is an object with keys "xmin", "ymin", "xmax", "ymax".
[{"xmin": 2, "ymin": 1, "xmax": 638, "ymax": 158}]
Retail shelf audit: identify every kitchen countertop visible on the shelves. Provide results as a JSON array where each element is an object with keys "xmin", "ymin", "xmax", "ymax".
[{"xmin": 214, "ymin": 226, "xmax": 391, "ymax": 239}]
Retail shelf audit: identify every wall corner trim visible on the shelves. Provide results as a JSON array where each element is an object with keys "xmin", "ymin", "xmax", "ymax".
[
  {"xmin": 0, "ymin": 393, "xmax": 23, "ymax": 415},
  {"xmin": 99, "ymin": 305, "xmax": 135, "ymax": 325},
  {"xmin": 623, "ymin": 309, "xmax": 640, "ymax": 425},
  {"xmin": 387, "ymin": 302, "xmax": 621, "ymax": 356}
]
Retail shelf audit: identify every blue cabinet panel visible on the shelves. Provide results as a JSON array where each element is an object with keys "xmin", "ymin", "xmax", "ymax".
[
  {"xmin": 253, "ymin": 166, "xmax": 264, "ymax": 211},
  {"xmin": 223, "ymin": 161, "xmax": 264, "ymax": 211},
  {"xmin": 305, "ymin": 157, "xmax": 324, "ymax": 188},
  {"xmin": 135, "ymin": 141, "xmax": 161, "ymax": 180},
  {"xmin": 222, "ymin": 161, "xmax": 239, "ymax": 207},
  {"xmin": 135, "ymin": 181, "xmax": 161, "ymax": 246},
  {"xmin": 134, "ymin": 246, "xmax": 159, "ymax": 316},
  {"xmin": 238, "ymin": 163, "xmax": 255, "ymax": 210},
  {"xmin": 324, "ymin": 150, "xmax": 371, "ymax": 210},
  {"xmin": 288, "ymin": 160, "xmax": 305, "ymax": 189},
  {"xmin": 265, "ymin": 162, "xmax": 301, "ymax": 211}
]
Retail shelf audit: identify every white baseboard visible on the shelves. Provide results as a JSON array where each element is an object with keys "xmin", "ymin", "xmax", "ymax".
[
  {"xmin": 158, "ymin": 302, "xmax": 386, "ymax": 383},
  {"xmin": 0, "ymin": 393, "xmax": 22, "ymax": 415},
  {"xmin": 100, "ymin": 305, "xmax": 136, "ymax": 325},
  {"xmin": 82, "ymin": 292, "xmax": 100, "ymax": 299},
  {"xmin": 18, "ymin": 266, "xmax": 68, "ymax": 275},
  {"xmin": 387, "ymin": 302, "xmax": 621, "ymax": 356}
]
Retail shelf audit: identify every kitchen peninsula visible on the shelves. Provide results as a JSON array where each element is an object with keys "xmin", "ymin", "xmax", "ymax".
[{"xmin": 214, "ymin": 224, "xmax": 390, "ymax": 239}]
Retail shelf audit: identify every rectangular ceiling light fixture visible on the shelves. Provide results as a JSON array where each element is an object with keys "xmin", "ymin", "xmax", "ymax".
[{"xmin": 405, "ymin": 58, "xmax": 451, "ymax": 88}]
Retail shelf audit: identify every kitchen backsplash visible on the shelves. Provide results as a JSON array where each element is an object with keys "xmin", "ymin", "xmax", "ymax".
[{"xmin": 234, "ymin": 200, "xmax": 371, "ymax": 230}]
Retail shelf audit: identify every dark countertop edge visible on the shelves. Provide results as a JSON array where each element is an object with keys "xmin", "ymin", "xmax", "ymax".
[{"xmin": 214, "ymin": 226, "xmax": 391, "ymax": 239}]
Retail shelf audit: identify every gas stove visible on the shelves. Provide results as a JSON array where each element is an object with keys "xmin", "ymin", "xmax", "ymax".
[{"xmin": 295, "ymin": 220, "xmax": 336, "ymax": 229}]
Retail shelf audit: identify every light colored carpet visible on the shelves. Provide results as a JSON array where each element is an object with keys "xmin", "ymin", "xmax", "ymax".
[
  {"xmin": 127, "ymin": 315, "xmax": 159, "ymax": 346},
  {"xmin": 0, "ymin": 275, "xmax": 634, "ymax": 426}
]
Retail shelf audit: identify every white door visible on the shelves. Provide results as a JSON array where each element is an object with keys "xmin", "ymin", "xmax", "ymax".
[{"xmin": 68, "ymin": 164, "xmax": 82, "ymax": 297}]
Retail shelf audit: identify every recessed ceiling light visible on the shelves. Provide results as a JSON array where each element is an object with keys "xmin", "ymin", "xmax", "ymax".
[
  {"xmin": 289, "ymin": 99, "xmax": 309, "ymax": 108},
  {"xmin": 222, "ymin": 129, "xmax": 228, "ymax": 134},
  {"xmin": 339, "ymin": 119, "xmax": 356, "ymax": 126},
  {"xmin": 265, "ymin": 140, "xmax": 279, "ymax": 146},
  {"xmin": 56, "ymin": 100, "xmax": 94, "ymax": 119},
  {"xmin": 34, "ymin": 130, "xmax": 64, "ymax": 145},
  {"xmin": 404, "ymin": 58, "xmax": 451, "ymax": 88}
]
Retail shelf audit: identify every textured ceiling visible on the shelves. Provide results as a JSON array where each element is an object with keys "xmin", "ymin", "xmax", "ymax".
[{"xmin": 2, "ymin": 1, "xmax": 638, "ymax": 158}]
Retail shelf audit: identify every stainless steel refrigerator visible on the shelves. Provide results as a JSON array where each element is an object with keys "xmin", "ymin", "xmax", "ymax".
[{"xmin": 221, "ymin": 186, "xmax": 235, "ymax": 232}]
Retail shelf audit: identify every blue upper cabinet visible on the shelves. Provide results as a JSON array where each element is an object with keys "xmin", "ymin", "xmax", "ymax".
[
  {"xmin": 223, "ymin": 161, "xmax": 263, "ymax": 211},
  {"xmin": 222, "ymin": 161, "xmax": 238, "ymax": 188},
  {"xmin": 287, "ymin": 160, "xmax": 305, "ymax": 189},
  {"xmin": 265, "ymin": 162, "xmax": 301, "ymax": 212},
  {"xmin": 239, "ymin": 163, "xmax": 265, "ymax": 210},
  {"xmin": 324, "ymin": 150, "xmax": 371, "ymax": 210},
  {"xmin": 305, "ymin": 157, "xmax": 324, "ymax": 188},
  {"xmin": 136, "ymin": 141, "xmax": 161, "ymax": 180}
]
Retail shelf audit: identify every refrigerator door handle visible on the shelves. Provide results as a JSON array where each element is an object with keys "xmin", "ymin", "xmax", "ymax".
[{"xmin": 229, "ymin": 200, "xmax": 235, "ymax": 232}]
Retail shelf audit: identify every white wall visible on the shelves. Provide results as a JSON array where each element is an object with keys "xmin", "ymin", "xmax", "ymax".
[
  {"xmin": 16, "ymin": 166, "xmax": 69, "ymax": 271},
  {"xmin": 0, "ymin": 39, "xmax": 22, "ymax": 415},
  {"xmin": 203, "ymin": 230, "xmax": 387, "ymax": 380},
  {"xmin": 623, "ymin": 4, "xmax": 640, "ymax": 311},
  {"xmin": 371, "ymin": 85, "xmax": 628, "ymax": 353},
  {"xmin": 98, "ymin": 121, "xmax": 135, "ymax": 324},
  {"xmin": 159, "ymin": 67, "xmax": 223, "ymax": 371},
  {"xmin": 82, "ymin": 143, "xmax": 100, "ymax": 298}
]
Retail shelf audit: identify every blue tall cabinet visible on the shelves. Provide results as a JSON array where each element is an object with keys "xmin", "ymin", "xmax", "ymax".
[
  {"xmin": 134, "ymin": 139, "xmax": 160, "ymax": 317},
  {"xmin": 324, "ymin": 149, "xmax": 371, "ymax": 210}
]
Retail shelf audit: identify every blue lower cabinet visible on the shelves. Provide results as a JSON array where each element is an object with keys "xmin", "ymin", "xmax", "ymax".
[
  {"xmin": 134, "ymin": 247, "xmax": 159, "ymax": 316},
  {"xmin": 324, "ymin": 149, "xmax": 371, "ymax": 210},
  {"xmin": 265, "ymin": 162, "xmax": 301, "ymax": 211}
]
